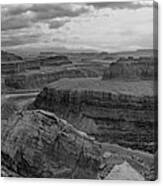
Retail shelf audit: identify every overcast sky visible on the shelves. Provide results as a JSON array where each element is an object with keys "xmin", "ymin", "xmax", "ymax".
[{"xmin": 1, "ymin": 1, "xmax": 154, "ymax": 52}]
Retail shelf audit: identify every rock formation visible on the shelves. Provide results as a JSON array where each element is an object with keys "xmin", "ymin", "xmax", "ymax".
[
  {"xmin": 4, "ymin": 69, "xmax": 99, "ymax": 89},
  {"xmin": 103, "ymin": 57, "xmax": 157, "ymax": 80},
  {"xmin": 1, "ymin": 108, "xmax": 157, "ymax": 180},
  {"xmin": 1, "ymin": 61, "xmax": 26, "ymax": 74},
  {"xmin": 32, "ymin": 78, "xmax": 157, "ymax": 154},
  {"xmin": 1, "ymin": 50, "xmax": 23, "ymax": 61},
  {"xmin": 1, "ymin": 110, "xmax": 103, "ymax": 178},
  {"xmin": 1, "ymin": 50, "xmax": 158, "ymax": 180},
  {"xmin": 40, "ymin": 55, "xmax": 72, "ymax": 66},
  {"xmin": 104, "ymin": 161, "xmax": 145, "ymax": 180}
]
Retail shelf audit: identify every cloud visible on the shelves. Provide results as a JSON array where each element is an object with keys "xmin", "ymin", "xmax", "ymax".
[
  {"xmin": 51, "ymin": 6, "xmax": 153, "ymax": 52},
  {"xmin": 1, "ymin": 3, "xmax": 90, "ymax": 31},
  {"xmin": 87, "ymin": 1, "xmax": 153, "ymax": 10},
  {"xmin": 30, "ymin": 4, "xmax": 90, "ymax": 21},
  {"xmin": 1, "ymin": 2, "xmax": 153, "ymax": 51},
  {"xmin": 49, "ymin": 19, "xmax": 70, "ymax": 29},
  {"xmin": 2, "ymin": 4, "xmax": 32, "ymax": 16},
  {"xmin": 1, "ymin": 15, "xmax": 31, "ymax": 31}
]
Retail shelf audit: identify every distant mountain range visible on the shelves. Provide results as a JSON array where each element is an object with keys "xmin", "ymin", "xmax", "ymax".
[
  {"xmin": 2, "ymin": 47, "xmax": 157, "ymax": 60},
  {"xmin": 3, "ymin": 46, "xmax": 97, "ymax": 59},
  {"xmin": 110, "ymin": 49, "xmax": 157, "ymax": 57}
]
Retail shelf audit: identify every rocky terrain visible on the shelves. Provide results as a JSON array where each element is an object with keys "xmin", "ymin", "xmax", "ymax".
[
  {"xmin": 1, "ymin": 49, "xmax": 158, "ymax": 180},
  {"xmin": 4, "ymin": 68, "xmax": 99, "ymax": 89},
  {"xmin": 2, "ymin": 50, "xmax": 110, "ymax": 90},
  {"xmin": 103, "ymin": 57, "xmax": 157, "ymax": 80},
  {"xmin": 1, "ymin": 50, "xmax": 23, "ymax": 61},
  {"xmin": 1, "ymin": 107, "xmax": 157, "ymax": 180},
  {"xmin": 32, "ymin": 78, "xmax": 157, "ymax": 154},
  {"xmin": 40, "ymin": 55, "xmax": 72, "ymax": 66},
  {"xmin": 1, "ymin": 109, "xmax": 102, "ymax": 178}
]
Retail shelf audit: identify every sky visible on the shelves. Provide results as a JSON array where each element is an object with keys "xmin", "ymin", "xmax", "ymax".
[{"xmin": 1, "ymin": 1, "xmax": 154, "ymax": 52}]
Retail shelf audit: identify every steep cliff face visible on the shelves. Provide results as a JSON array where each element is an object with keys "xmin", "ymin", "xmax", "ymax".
[
  {"xmin": 103, "ymin": 57, "xmax": 157, "ymax": 80},
  {"xmin": 5, "ymin": 69, "xmax": 99, "ymax": 89},
  {"xmin": 1, "ymin": 50, "xmax": 23, "ymax": 61},
  {"xmin": 32, "ymin": 78, "xmax": 157, "ymax": 154}
]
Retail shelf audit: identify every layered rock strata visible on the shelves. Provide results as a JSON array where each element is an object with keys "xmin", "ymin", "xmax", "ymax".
[
  {"xmin": 1, "ymin": 50, "xmax": 23, "ymax": 61},
  {"xmin": 103, "ymin": 57, "xmax": 157, "ymax": 80},
  {"xmin": 4, "ymin": 69, "xmax": 99, "ymax": 89},
  {"xmin": 32, "ymin": 83, "xmax": 157, "ymax": 153}
]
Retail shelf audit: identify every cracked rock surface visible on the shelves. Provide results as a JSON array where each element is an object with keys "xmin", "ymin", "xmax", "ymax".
[
  {"xmin": 2, "ymin": 109, "xmax": 103, "ymax": 178},
  {"xmin": 1, "ymin": 108, "xmax": 157, "ymax": 180}
]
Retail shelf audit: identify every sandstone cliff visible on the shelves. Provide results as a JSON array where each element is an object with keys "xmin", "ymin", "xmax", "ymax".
[
  {"xmin": 5, "ymin": 69, "xmax": 99, "ymax": 89},
  {"xmin": 32, "ymin": 78, "xmax": 157, "ymax": 154},
  {"xmin": 103, "ymin": 57, "xmax": 157, "ymax": 80},
  {"xmin": 1, "ymin": 50, "xmax": 23, "ymax": 61}
]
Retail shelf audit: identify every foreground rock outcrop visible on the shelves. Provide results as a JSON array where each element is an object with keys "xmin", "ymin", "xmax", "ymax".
[
  {"xmin": 1, "ymin": 108, "xmax": 157, "ymax": 180},
  {"xmin": 2, "ymin": 110, "xmax": 103, "ymax": 178}
]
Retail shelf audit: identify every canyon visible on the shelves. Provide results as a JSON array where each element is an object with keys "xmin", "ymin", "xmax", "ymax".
[
  {"xmin": 2, "ymin": 51, "xmax": 110, "ymax": 90},
  {"xmin": 1, "ymin": 49, "xmax": 158, "ymax": 180},
  {"xmin": 32, "ymin": 77, "xmax": 157, "ymax": 154}
]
